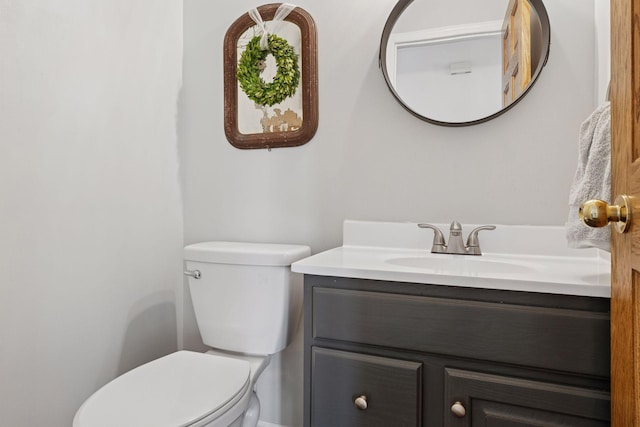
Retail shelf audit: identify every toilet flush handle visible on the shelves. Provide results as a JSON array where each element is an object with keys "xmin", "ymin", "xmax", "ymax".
[{"xmin": 183, "ymin": 270, "xmax": 201, "ymax": 279}]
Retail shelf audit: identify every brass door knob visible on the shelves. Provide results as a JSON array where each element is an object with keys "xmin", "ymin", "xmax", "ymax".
[
  {"xmin": 450, "ymin": 401, "xmax": 466, "ymax": 418},
  {"xmin": 354, "ymin": 395, "xmax": 368, "ymax": 410},
  {"xmin": 579, "ymin": 195, "xmax": 632, "ymax": 233}
]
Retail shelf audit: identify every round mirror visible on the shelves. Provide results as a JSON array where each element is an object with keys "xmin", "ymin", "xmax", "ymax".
[{"xmin": 380, "ymin": 0, "xmax": 550, "ymax": 126}]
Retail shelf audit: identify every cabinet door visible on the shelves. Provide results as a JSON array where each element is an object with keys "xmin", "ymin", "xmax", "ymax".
[
  {"xmin": 444, "ymin": 368, "xmax": 610, "ymax": 427},
  {"xmin": 311, "ymin": 347, "xmax": 422, "ymax": 427}
]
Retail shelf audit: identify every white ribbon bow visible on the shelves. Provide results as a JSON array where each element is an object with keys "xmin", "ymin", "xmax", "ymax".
[{"xmin": 248, "ymin": 3, "xmax": 296, "ymax": 50}]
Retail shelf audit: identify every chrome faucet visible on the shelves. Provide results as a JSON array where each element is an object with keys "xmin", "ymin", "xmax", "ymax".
[{"xmin": 418, "ymin": 221, "xmax": 496, "ymax": 255}]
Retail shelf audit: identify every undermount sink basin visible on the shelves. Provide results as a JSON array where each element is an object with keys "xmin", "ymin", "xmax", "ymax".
[{"xmin": 386, "ymin": 255, "xmax": 539, "ymax": 275}]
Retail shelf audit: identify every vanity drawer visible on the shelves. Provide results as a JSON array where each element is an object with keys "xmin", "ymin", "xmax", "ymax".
[
  {"xmin": 311, "ymin": 347, "xmax": 422, "ymax": 427},
  {"xmin": 311, "ymin": 287, "xmax": 610, "ymax": 377}
]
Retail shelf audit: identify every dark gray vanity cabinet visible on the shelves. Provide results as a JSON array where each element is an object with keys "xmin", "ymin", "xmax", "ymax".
[{"xmin": 303, "ymin": 275, "xmax": 611, "ymax": 427}]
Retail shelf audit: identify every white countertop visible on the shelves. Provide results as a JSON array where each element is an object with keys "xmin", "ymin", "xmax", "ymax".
[{"xmin": 291, "ymin": 220, "xmax": 611, "ymax": 298}]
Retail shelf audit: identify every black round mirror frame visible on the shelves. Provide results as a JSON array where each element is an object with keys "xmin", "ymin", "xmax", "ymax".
[{"xmin": 379, "ymin": 0, "xmax": 551, "ymax": 127}]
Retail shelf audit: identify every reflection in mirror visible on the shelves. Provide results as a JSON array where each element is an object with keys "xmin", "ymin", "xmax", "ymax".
[{"xmin": 380, "ymin": 0, "xmax": 550, "ymax": 126}]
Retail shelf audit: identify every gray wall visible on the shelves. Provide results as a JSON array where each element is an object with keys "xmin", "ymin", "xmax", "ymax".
[
  {"xmin": 0, "ymin": 1, "xmax": 183, "ymax": 425},
  {"xmin": 181, "ymin": 0, "xmax": 597, "ymax": 426}
]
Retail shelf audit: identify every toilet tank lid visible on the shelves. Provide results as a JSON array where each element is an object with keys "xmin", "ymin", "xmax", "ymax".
[{"xmin": 184, "ymin": 241, "xmax": 310, "ymax": 266}]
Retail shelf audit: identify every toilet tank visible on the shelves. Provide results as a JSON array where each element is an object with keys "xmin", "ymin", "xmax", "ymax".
[{"xmin": 184, "ymin": 242, "xmax": 310, "ymax": 355}]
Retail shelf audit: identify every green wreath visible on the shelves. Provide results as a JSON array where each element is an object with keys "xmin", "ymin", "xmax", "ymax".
[{"xmin": 236, "ymin": 34, "xmax": 300, "ymax": 107}]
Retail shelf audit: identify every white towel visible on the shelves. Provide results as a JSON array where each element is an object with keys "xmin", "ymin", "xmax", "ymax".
[{"xmin": 566, "ymin": 102, "xmax": 611, "ymax": 251}]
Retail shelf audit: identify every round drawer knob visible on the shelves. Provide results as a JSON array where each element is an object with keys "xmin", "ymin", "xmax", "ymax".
[
  {"xmin": 451, "ymin": 401, "xmax": 466, "ymax": 418},
  {"xmin": 354, "ymin": 395, "xmax": 368, "ymax": 410}
]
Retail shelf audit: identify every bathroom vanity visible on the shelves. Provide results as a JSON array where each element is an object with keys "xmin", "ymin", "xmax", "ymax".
[{"xmin": 292, "ymin": 221, "xmax": 611, "ymax": 427}]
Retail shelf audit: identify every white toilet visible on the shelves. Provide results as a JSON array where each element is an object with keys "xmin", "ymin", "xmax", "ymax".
[{"xmin": 73, "ymin": 241, "xmax": 310, "ymax": 427}]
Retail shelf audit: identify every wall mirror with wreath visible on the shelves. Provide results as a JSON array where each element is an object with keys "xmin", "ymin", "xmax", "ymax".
[{"xmin": 224, "ymin": 3, "xmax": 318, "ymax": 150}]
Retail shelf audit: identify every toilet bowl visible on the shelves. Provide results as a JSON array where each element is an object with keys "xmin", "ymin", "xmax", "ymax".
[{"xmin": 73, "ymin": 242, "xmax": 310, "ymax": 427}]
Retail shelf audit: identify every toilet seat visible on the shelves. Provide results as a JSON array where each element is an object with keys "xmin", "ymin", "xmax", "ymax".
[{"xmin": 73, "ymin": 351, "xmax": 251, "ymax": 427}]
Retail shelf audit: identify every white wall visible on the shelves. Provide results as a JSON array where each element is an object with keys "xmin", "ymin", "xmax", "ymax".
[
  {"xmin": 181, "ymin": 1, "xmax": 597, "ymax": 426},
  {"xmin": 0, "ymin": 1, "xmax": 183, "ymax": 425},
  {"xmin": 595, "ymin": 0, "xmax": 611, "ymax": 104}
]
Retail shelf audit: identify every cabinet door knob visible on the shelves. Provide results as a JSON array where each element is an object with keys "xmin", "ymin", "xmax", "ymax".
[
  {"xmin": 354, "ymin": 395, "xmax": 368, "ymax": 410},
  {"xmin": 451, "ymin": 401, "xmax": 466, "ymax": 418}
]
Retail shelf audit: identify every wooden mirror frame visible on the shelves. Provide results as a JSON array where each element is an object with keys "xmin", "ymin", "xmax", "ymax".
[
  {"xmin": 379, "ymin": 0, "xmax": 551, "ymax": 127},
  {"xmin": 223, "ymin": 4, "xmax": 318, "ymax": 149}
]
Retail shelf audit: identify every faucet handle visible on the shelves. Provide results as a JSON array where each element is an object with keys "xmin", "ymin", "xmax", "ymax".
[
  {"xmin": 418, "ymin": 223, "xmax": 447, "ymax": 253},
  {"xmin": 465, "ymin": 225, "xmax": 496, "ymax": 255}
]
